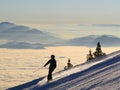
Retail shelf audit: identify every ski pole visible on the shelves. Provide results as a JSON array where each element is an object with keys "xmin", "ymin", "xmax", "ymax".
[{"xmin": 33, "ymin": 67, "xmax": 44, "ymax": 73}]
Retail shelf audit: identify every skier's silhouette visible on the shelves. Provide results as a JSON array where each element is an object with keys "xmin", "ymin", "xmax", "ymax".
[{"xmin": 44, "ymin": 55, "xmax": 57, "ymax": 81}]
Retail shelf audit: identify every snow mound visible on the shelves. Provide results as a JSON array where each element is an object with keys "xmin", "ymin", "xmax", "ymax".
[{"xmin": 8, "ymin": 50, "xmax": 120, "ymax": 90}]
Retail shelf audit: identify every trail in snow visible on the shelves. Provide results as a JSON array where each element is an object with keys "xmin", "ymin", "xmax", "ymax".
[
  {"xmin": 25, "ymin": 50, "xmax": 120, "ymax": 90},
  {"xmin": 66, "ymin": 55, "xmax": 120, "ymax": 90},
  {"xmin": 8, "ymin": 50, "xmax": 120, "ymax": 90},
  {"xmin": 42, "ymin": 51, "xmax": 120, "ymax": 81}
]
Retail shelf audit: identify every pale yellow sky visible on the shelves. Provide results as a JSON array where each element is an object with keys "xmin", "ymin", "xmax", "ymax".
[{"xmin": 0, "ymin": 0, "xmax": 120, "ymax": 25}]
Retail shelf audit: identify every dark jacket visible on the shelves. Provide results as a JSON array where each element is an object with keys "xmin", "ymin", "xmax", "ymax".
[{"xmin": 44, "ymin": 59, "xmax": 56, "ymax": 69}]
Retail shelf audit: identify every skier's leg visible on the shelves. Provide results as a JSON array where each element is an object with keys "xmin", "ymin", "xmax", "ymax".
[
  {"xmin": 47, "ymin": 69, "xmax": 53, "ymax": 81},
  {"xmin": 47, "ymin": 68, "xmax": 55, "ymax": 81}
]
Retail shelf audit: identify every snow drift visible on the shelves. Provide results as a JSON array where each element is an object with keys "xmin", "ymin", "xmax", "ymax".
[{"xmin": 8, "ymin": 50, "xmax": 120, "ymax": 90}]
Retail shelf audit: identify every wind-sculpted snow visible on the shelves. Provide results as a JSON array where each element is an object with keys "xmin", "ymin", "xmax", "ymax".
[{"xmin": 8, "ymin": 50, "xmax": 120, "ymax": 90}]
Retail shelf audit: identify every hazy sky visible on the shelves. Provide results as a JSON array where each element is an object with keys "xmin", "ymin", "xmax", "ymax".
[{"xmin": 0, "ymin": 0, "xmax": 120, "ymax": 25}]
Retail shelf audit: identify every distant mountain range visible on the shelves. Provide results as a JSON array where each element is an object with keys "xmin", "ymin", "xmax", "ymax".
[
  {"xmin": 0, "ymin": 42, "xmax": 45, "ymax": 49},
  {"xmin": 0, "ymin": 22, "xmax": 62, "ymax": 44},
  {"xmin": 0, "ymin": 22, "xmax": 120, "ymax": 49},
  {"xmin": 79, "ymin": 24, "xmax": 120, "ymax": 27},
  {"xmin": 63, "ymin": 35, "xmax": 120, "ymax": 47},
  {"xmin": 92, "ymin": 24, "xmax": 120, "ymax": 27}
]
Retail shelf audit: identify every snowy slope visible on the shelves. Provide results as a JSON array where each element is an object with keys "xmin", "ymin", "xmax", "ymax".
[{"xmin": 8, "ymin": 50, "xmax": 120, "ymax": 90}]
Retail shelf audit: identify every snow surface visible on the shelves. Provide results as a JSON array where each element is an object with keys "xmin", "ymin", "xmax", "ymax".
[{"xmin": 8, "ymin": 50, "xmax": 120, "ymax": 90}]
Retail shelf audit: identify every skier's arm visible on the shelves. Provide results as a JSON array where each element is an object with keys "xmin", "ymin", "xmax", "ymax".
[{"xmin": 44, "ymin": 60, "xmax": 50, "ymax": 67}]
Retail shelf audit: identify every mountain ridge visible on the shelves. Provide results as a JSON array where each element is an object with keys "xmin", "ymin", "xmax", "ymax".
[
  {"xmin": 0, "ymin": 22, "xmax": 62, "ymax": 49},
  {"xmin": 64, "ymin": 35, "xmax": 120, "ymax": 47},
  {"xmin": 0, "ymin": 22, "xmax": 120, "ymax": 49}
]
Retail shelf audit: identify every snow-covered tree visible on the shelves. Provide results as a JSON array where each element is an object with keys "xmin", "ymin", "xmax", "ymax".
[
  {"xmin": 86, "ymin": 42, "xmax": 106, "ymax": 61},
  {"xmin": 93, "ymin": 42, "xmax": 106, "ymax": 58},
  {"xmin": 86, "ymin": 49, "xmax": 94, "ymax": 61}
]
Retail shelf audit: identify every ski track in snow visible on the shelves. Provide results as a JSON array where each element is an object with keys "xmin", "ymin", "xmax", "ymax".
[
  {"xmin": 49, "ymin": 55, "xmax": 120, "ymax": 90},
  {"xmin": 8, "ymin": 50, "xmax": 120, "ymax": 90},
  {"xmin": 38, "ymin": 50, "xmax": 120, "ymax": 90}
]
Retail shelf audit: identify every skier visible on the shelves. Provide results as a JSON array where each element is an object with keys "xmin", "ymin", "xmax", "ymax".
[{"xmin": 44, "ymin": 55, "xmax": 57, "ymax": 82}]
